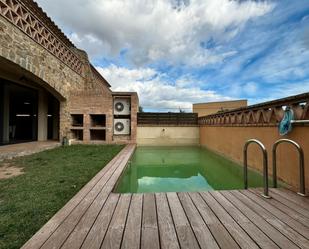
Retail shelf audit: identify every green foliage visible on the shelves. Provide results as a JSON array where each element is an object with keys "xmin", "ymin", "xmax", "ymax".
[{"xmin": 0, "ymin": 144, "xmax": 124, "ymax": 249}]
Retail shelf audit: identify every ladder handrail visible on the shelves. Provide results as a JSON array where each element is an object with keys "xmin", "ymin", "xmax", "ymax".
[
  {"xmin": 243, "ymin": 139, "xmax": 270, "ymax": 198},
  {"xmin": 272, "ymin": 139, "xmax": 306, "ymax": 196}
]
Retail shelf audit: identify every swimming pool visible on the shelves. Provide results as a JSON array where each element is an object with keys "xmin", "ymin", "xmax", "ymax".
[{"xmin": 114, "ymin": 146, "xmax": 267, "ymax": 193}]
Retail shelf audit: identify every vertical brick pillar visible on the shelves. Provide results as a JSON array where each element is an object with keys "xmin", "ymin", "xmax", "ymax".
[
  {"xmin": 130, "ymin": 94, "xmax": 139, "ymax": 142},
  {"xmin": 83, "ymin": 114, "xmax": 90, "ymax": 141},
  {"xmin": 59, "ymin": 100, "xmax": 70, "ymax": 141}
]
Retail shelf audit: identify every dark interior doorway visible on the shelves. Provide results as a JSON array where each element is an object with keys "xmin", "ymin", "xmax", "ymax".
[
  {"xmin": 8, "ymin": 82, "xmax": 38, "ymax": 143},
  {"xmin": 1, "ymin": 79, "xmax": 60, "ymax": 145}
]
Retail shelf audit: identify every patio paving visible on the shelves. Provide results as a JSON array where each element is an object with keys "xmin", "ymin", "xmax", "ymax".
[{"xmin": 0, "ymin": 141, "xmax": 61, "ymax": 161}]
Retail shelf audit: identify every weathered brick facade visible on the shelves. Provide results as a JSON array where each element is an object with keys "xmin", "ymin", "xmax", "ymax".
[{"xmin": 0, "ymin": 0, "xmax": 138, "ymax": 144}]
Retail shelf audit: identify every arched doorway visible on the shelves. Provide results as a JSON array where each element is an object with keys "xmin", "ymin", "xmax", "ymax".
[{"xmin": 0, "ymin": 78, "xmax": 60, "ymax": 145}]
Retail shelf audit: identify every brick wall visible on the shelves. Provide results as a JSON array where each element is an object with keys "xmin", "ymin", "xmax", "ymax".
[{"xmin": 0, "ymin": 14, "xmax": 139, "ymax": 144}]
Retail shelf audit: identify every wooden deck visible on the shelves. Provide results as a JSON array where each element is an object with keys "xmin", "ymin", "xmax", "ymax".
[{"xmin": 22, "ymin": 144, "xmax": 309, "ymax": 249}]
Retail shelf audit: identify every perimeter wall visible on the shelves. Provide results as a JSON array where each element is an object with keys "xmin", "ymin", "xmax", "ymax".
[
  {"xmin": 200, "ymin": 126, "xmax": 308, "ymax": 191},
  {"xmin": 137, "ymin": 126, "xmax": 199, "ymax": 146},
  {"xmin": 199, "ymin": 93, "xmax": 309, "ymax": 191},
  {"xmin": 136, "ymin": 113, "xmax": 199, "ymax": 146}
]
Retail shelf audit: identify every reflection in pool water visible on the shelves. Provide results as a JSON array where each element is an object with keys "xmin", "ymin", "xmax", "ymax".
[{"xmin": 115, "ymin": 146, "xmax": 267, "ymax": 193}]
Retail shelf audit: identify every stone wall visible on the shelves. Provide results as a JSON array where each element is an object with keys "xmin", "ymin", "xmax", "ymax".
[
  {"xmin": 0, "ymin": 15, "xmax": 87, "ymax": 140},
  {"xmin": 0, "ymin": 16, "xmax": 84, "ymax": 100},
  {"xmin": 0, "ymin": 11, "xmax": 138, "ymax": 144}
]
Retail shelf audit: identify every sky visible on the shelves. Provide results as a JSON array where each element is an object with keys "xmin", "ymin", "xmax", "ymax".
[{"xmin": 36, "ymin": 0, "xmax": 309, "ymax": 112}]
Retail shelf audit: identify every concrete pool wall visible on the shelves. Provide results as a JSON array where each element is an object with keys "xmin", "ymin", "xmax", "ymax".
[
  {"xmin": 200, "ymin": 126, "xmax": 309, "ymax": 192},
  {"xmin": 137, "ymin": 126, "xmax": 199, "ymax": 146}
]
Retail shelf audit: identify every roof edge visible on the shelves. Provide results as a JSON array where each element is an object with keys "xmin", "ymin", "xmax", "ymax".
[{"xmin": 90, "ymin": 65, "xmax": 111, "ymax": 88}]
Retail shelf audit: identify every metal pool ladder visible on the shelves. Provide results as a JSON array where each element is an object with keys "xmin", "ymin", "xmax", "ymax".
[
  {"xmin": 243, "ymin": 139, "xmax": 271, "ymax": 199},
  {"xmin": 272, "ymin": 139, "xmax": 306, "ymax": 196}
]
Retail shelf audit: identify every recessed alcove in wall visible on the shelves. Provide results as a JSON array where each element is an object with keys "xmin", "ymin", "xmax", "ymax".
[
  {"xmin": 90, "ymin": 129, "xmax": 106, "ymax": 141},
  {"xmin": 90, "ymin": 114, "xmax": 106, "ymax": 127},
  {"xmin": 71, "ymin": 114, "xmax": 83, "ymax": 127},
  {"xmin": 71, "ymin": 129, "xmax": 83, "ymax": 140}
]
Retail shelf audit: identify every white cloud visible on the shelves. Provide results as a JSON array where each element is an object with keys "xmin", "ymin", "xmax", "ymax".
[
  {"xmin": 36, "ymin": 0, "xmax": 273, "ymax": 67},
  {"xmin": 97, "ymin": 65, "xmax": 230, "ymax": 111},
  {"xmin": 245, "ymin": 39, "xmax": 309, "ymax": 83}
]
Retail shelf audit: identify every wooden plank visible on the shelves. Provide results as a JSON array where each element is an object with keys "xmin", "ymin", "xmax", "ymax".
[
  {"xmin": 155, "ymin": 193, "xmax": 180, "ymax": 249},
  {"xmin": 178, "ymin": 192, "xmax": 219, "ymax": 249},
  {"xmin": 81, "ymin": 194, "xmax": 120, "ymax": 249},
  {"xmin": 40, "ymin": 147, "xmax": 134, "ymax": 249},
  {"xmin": 249, "ymin": 188, "xmax": 309, "ymax": 228},
  {"xmin": 265, "ymin": 219, "xmax": 309, "ymax": 249},
  {"xmin": 269, "ymin": 189, "xmax": 309, "ymax": 218},
  {"xmin": 271, "ymin": 188, "xmax": 309, "ymax": 210},
  {"xmin": 40, "ymin": 184, "xmax": 110, "ymax": 249},
  {"xmin": 100, "ymin": 194, "xmax": 131, "ymax": 249},
  {"xmin": 121, "ymin": 194, "xmax": 143, "ymax": 249},
  {"xmin": 189, "ymin": 192, "xmax": 240, "ymax": 249},
  {"xmin": 141, "ymin": 194, "xmax": 160, "ymax": 249},
  {"xmin": 166, "ymin": 192, "xmax": 201, "ymax": 249},
  {"xmin": 62, "ymin": 145, "xmax": 135, "ymax": 249},
  {"xmin": 21, "ymin": 145, "xmax": 131, "ymax": 249},
  {"xmin": 235, "ymin": 190, "xmax": 309, "ymax": 249},
  {"xmin": 105, "ymin": 146, "xmax": 136, "ymax": 189},
  {"xmin": 221, "ymin": 190, "xmax": 298, "ymax": 249},
  {"xmin": 200, "ymin": 192, "xmax": 260, "ymax": 249},
  {"xmin": 61, "ymin": 189, "xmax": 112, "ymax": 249},
  {"xmin": 243, "ymin": 189, "xmax": 309, "ymax": 238},
  {"xmin": 188, "ymin": 192, "xmax": 221, "ymax": 225},
  {"xmin": 210, "ymin": 191, "xmax": 280, "ymax": 249}
]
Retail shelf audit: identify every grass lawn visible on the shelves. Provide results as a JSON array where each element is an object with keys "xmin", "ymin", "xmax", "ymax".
[{"xmin": 0, "ymin": 144, "xmax": 124, "ymax": 249}]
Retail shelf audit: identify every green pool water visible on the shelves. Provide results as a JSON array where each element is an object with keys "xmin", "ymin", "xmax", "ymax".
[{"xmin": 114, "ymin": 146, "xmax": 268, "ymax": 193}]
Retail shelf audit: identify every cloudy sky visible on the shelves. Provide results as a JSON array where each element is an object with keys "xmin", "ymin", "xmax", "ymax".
[{"xmin": 36, "ymin": 0, "xmax": 309, "ymax": 111}]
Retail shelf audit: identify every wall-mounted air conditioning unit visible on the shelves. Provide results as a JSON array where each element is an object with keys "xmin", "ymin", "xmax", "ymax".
[
  {"xmin": 114, "ymin": 119, "xmax": 130, "ymax": 135},
  {"xmin": 114, "ymin": 98, "xmax": 130, "ymax": 115}
]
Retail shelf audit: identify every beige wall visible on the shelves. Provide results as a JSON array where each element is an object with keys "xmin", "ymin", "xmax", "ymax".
[
  {"xmin": 200, "ymin": 125, "xmax": 309, "ymax": 191},
  {"xmin": 193, "ymin": 100, "xmax": 247, "ymax": 117},
  {"xmin": 137, "ymin": 126, "xmax": 199, "ymax": 146}
]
